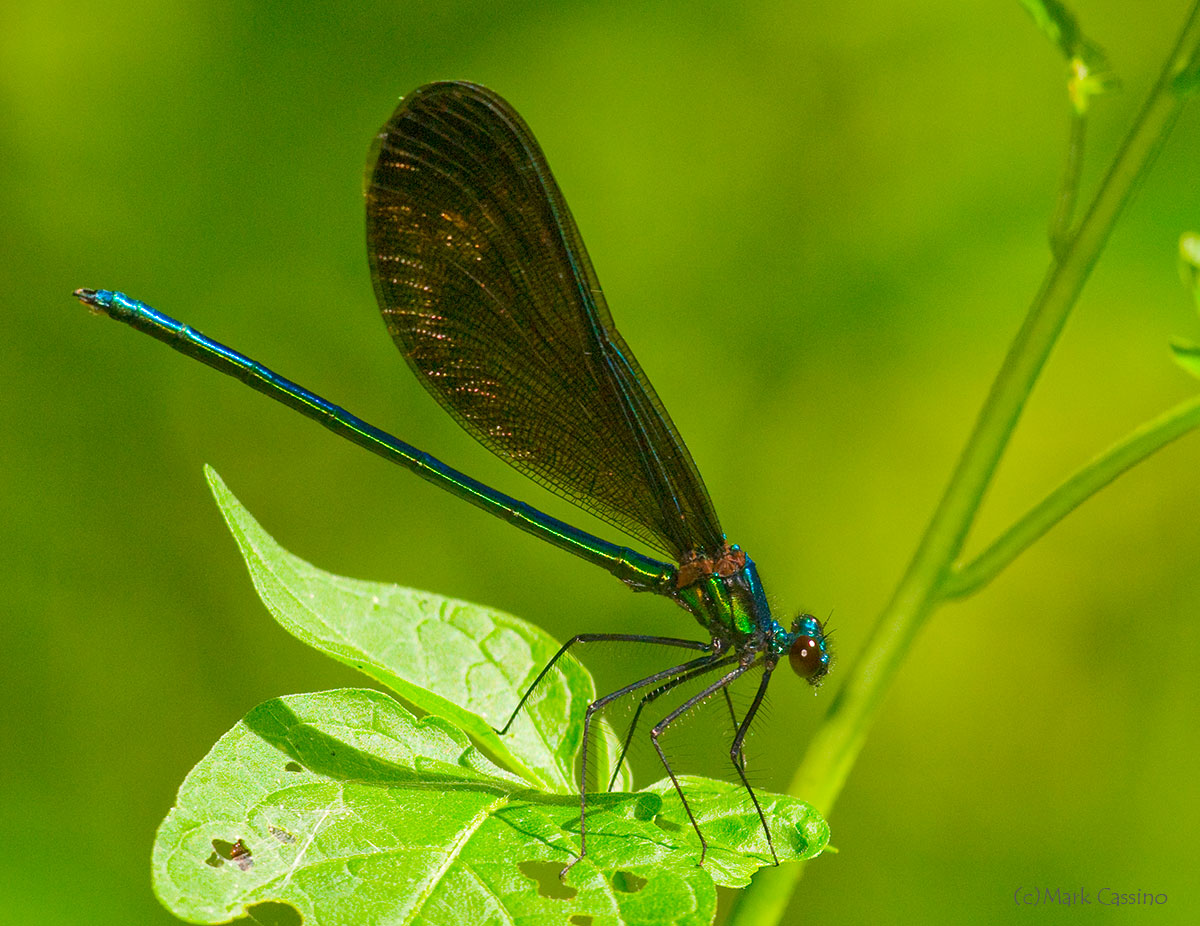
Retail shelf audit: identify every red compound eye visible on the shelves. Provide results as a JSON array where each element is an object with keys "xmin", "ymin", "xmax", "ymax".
[{"xmin": 788, "ymin": 614, "xmax": 831, "ymax": 685}]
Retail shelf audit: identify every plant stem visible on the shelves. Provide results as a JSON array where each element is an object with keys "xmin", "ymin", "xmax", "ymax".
[
  {"xmin": 1050, "ymin": 111, "xmax": 1086, "ymax": 257},
  {"xmin": 944, "ymin": 391, "xmax": 1200, "ymax": 599},
  {"xmin": 728, "ymin": 4, "xmax": 1200, "ymax": 924}
]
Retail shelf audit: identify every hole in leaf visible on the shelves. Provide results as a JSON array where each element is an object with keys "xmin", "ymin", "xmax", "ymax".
[
  {"xmin": 244, "ymin": 900, "xmax": 303, "ymax": 925},
  {"xmin": 268, "ymin": 824, "xmax": 296, "ymax": 844},
  {"xmin": 205, "ymin": 852, "xmax": 223, "ymax": 868},
  {"xmin": 518, "ymin": 860, "xmax": 577, "ymax": 899},
  {"xmin": 611, "ymin": 870, "xmax": 647, "ymax": 893},
  {"xmin": 569, "ymin": 916, "xmax": 593, "ymax": 925},
  {"xmin": 211, "ymin": 838, "xmax": 254, "ymax": 871},
  {"xmin": 284, "ymin": 761, "xmax": 303, "ymax": 772}
]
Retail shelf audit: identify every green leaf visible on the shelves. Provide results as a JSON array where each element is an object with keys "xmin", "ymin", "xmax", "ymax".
[
  {"xmin": 641, "ymin": 777, "xmax": 831, "ymax": 889},
  {"xmin": 153, "ymin": 690, "xmax": 829, "ymax": 925},
  {"xmin": 164, "ymin": 468, "xmax": 830, "ymax": 923},
  {"xmin": 1017, "ymin": 0, "xmax": 1115, "ymax": 114},
  {"xmin": 1018, "ymin": 0, "xmax": 1082, "ymax": 59},
  {"xmin": 204, "ymin": 464, "xmax": 592, "ymax": 794}
]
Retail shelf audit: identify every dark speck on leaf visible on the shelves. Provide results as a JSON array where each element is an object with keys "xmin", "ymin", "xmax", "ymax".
[{"xmin": 209, "ymin": 838, "xmax": 253, "ymax": 871}]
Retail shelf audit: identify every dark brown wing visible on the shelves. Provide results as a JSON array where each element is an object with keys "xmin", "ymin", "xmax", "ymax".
[{"xmin": 364, "ymin": 81, "xmax": 724, "ymax": 560}]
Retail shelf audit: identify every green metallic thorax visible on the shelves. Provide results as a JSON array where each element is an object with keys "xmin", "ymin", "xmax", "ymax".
[{"xmin": 672, "ymin": 553, "xmax": 788, "ymax": 657}]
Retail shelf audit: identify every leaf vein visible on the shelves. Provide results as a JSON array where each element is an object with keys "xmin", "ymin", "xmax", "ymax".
[
  {"xmin": 279, "ymin": 798, "xmax": 339, "ymax": 891},
  {"xmin": 404, "ymin": 794, "xmax": 508, "ymax": 925}
]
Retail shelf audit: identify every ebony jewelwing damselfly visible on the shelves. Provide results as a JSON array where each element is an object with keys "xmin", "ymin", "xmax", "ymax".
[{"xmin": 73, "ymin": 80, "xmax": 831, "ymax": 873}]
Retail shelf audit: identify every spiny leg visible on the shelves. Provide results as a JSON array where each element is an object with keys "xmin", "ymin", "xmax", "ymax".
[
  {"xmin": 722, "ymin": 687, "xmax": 746, "ymax": 775},
  {"xmin": 606, "ymin": 658, "xmax": 741, "ymax": 791},
  {"xmin": 649, "ymin": 662, "xmax": 755, "ymax": 865},
  {"xmin": 494, "ymin": 633, "xmax": 708, "ymax": 735},
  {"xmin": 729, "ymin": 664, "xmax": 779, "ymax": 865},
  {"xmin": 561, "ymin": 650, "xmax": 736, "ymax": 878}
]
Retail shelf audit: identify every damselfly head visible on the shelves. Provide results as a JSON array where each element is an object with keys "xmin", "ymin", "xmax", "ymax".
[{"xmin": 788, "ymin": 613, "xmax": 831, "ymax": 686}]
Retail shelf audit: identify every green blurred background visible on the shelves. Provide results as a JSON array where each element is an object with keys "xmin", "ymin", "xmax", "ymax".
[{"xmin": 4, "ymin": 0, "xmax": 1198, "ymax": 922}]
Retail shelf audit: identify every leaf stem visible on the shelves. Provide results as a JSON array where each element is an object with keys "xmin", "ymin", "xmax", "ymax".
[
  {"xmin": 944, "ymin": 391, "xmax": 1200, "ymax": 599},
  {"xmin": 728, "ymin": 4, "xmax": 1200, "ymax": 924},
  {"xmin": 1050, "ymin": 111, "xmax": 1086, "ymax": 257}
]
